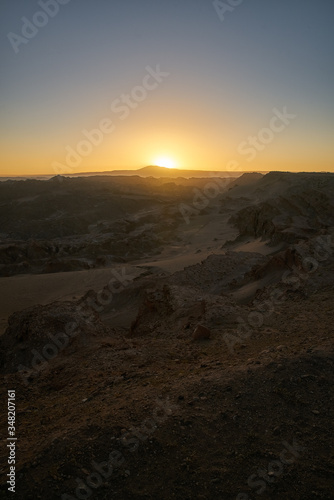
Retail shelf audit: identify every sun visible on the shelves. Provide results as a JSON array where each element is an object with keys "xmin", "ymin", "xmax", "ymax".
[{"xmin": 153, "ymin": 156, "xmax": 176, "ymax": 169}]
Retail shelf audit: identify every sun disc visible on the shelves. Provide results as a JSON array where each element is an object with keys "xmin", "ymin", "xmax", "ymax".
[{"xmin": 153, "ymin": 157, "xmax": 176, "ymax": 169}]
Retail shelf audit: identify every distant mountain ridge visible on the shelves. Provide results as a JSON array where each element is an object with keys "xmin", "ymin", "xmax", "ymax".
[
  {"xmin": 0, "ymin": 165, "xmax": 268, "ymax": 182},
  {"xmin": 67, "ymin": 165, "xmax": 245, "ymax": 179}
]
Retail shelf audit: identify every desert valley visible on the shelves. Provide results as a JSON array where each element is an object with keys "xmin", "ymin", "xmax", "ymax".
[{"xmin": 0, "ymin": 168, "xmax": 334, "ymax": 499}]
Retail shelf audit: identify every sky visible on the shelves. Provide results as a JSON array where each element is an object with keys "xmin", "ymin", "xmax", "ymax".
[{"xmin": 1, "ymin": 0, "xmax": 333, "ymax": 176}]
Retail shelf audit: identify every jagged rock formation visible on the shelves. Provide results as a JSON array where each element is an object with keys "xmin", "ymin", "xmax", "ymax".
[
  {"xmin": 227, "ymin": 172, "xmax": 334, "ymax": 245},
  {"xmin": 1, "ymin": 171, "xmax": 334, "ymax": 499},
  {"xmin": 0, "ymin": 299, "xmax": 109, "ymax": 374}
]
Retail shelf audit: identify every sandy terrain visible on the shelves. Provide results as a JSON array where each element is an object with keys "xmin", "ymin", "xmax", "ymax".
[
  {"xmin": 0, "ymin": 266, "xmax": 144, "ymax": 335},
  {"xmin": 0, "ymin": 190, "xmax": 239, "ymax": 332},
  {"xmin": 0, "ymin": 171, "xmax": 334, "ymax": 499}
]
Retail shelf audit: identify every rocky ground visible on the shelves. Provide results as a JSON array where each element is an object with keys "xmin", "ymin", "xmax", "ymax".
[
  {"xmin": 0, "ymin": 172, "xmax": 334, "ymax": 499},
  {"xmin": 0, "ymin": 174, "xmax": 219, "ymax": 276}
]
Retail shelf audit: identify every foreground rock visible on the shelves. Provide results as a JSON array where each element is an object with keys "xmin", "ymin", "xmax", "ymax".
[
  {"xmin": 0, "ymin": 298, "xmax": 109, "ymax": 375},
  {"xmin": 193, "ymin": 324, "xmax": 211, "ymax": 340}
]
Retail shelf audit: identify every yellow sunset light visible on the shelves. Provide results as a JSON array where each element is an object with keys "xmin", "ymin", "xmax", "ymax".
[{"xmin": 153, "ymin": 156, "xmax": 177, "ymax": 169}]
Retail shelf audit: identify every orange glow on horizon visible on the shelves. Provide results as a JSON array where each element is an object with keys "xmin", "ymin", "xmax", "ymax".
[{"xmin": 152, "ymin": 156, "xmax": 177, "ymax": 169}]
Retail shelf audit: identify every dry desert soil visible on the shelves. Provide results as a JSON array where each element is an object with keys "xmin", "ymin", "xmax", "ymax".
[{"xmin": 0, "ymin": 171, "xmax": 334, "ymax": 499}]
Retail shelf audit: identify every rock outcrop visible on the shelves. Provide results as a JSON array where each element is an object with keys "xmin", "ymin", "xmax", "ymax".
[{"xmin": 0, "ymin": 299, "xmax": 109, "ymax": 374}]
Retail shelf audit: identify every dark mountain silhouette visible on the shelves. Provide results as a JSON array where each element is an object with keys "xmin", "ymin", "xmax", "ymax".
[{"xmin": 66, "ymin": 165, "xmax": 244, "ymax": 179}]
